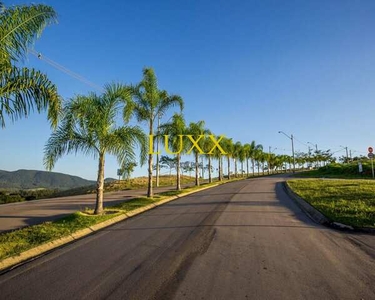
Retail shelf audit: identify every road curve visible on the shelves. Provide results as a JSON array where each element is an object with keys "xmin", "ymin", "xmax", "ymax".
[{"xmin": 0, "ymin": 175, "xmax": 374, "ymax": 300}]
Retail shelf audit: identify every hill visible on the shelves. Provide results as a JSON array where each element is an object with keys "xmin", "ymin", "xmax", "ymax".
[{"xmin": 0, "ymin": 169, "xmax": 95, "ymax": 190}]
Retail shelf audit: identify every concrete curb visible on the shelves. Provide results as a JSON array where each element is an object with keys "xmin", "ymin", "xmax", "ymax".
[
  {"xmin": 283, "ymin": 182, "xmax": 375, "ymax": 234},
  {"xmin": 283, "ymin": 182, "xmax": 331, "ymax": 226},
  {"xmin": 0, "ymin": 181, "xmax": 228, "ymax": 272}
]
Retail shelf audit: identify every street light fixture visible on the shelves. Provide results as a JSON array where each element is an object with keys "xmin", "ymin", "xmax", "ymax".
[{"xmin": 278, "ymin": 131, "xmax": 295, "ymax": 173}]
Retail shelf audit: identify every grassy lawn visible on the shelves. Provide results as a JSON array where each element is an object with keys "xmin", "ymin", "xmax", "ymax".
[
  {"xmin": 0, "ymin": 181, "xmax": 223, "ymax": 261},
  {"xmin": 287, "ymin": 179, "xmax": 375, "ymax": 228}
]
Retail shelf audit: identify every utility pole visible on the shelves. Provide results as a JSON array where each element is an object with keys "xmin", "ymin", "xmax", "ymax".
[
  {"xmin": 291, "ymin": 134, "xmax": 295, "ymax": 172},
  {"xmin": 345, "ymin": 147, "xmax": 349, "ymax": 163},
  {"xmin": 349, "ymin": 150, "xmax": 352, "ymax": 162},
  {"xmin": 278, "ymin": 131, "xmax": 296, "ymax": 173},
  {"xmin": 308, "ymin": 146, "xmax": 311, "ymax": 169},
  {"xmin": 308, "ymin": 142, "xmax": 318, "ymax": 168}
]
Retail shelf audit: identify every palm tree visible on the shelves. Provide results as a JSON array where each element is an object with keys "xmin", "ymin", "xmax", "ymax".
[
  {"xmin": 253, "ymin": 145, "xmax": 264, "ymax": 176},
  {"xmin": 44, "ymin": 84, "xmax": 147, "ymax": 215},
  {"xmin": 187, "ymin": 120, "xmax": 208, "ymax": 186},
  {"xmin": 128, "ymin": 68, "xmax": 183, "ymax": 197},
  {"xmin": 233, "ymin": 141, "xmax": 243, "ymax": 177},
  {"xmin": 211, "ymin": 135, "xmax": 224, "ymax": 181},
  {"xmin": 0, "ymin": 2, "xmax": 60, "ymax": 128},
  {"xmin": 244, "ymin": 141, "xmax": 262, "ymax": 177},
  {"xmin": 158, "ymin": 113, "xmax": 187, "ymax": 190},
  {"xmin": 203, "ymin": 131, "xmax": 214, "ymax": 183},
  {"xmin": 238, "ymin": 144, "xmax": 246, "ymax": 177},
  {"xmin": 243, "ymin": 143, "xmax": 251, "ymax": 177},
  {"xmin": 222, "ymin": 137, "xmax": 234, "ymax": 180}
]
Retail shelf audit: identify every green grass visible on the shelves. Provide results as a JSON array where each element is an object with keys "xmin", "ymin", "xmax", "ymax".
[
  {"xmin": 287, "ymin": 179, "xmax": 375, "ymax": 228},
  {"xmin": 0, "ymin": 211, "xmax": 119, "ymax": 260},
  {"xmin": 0, "ymin": 180, "xmax": 227, "ymax": 261}
]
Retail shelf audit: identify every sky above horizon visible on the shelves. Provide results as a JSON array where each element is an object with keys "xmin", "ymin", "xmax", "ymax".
[{"xmin": 1, "ymin": 0, "xmax": 375, "ymax": 180}]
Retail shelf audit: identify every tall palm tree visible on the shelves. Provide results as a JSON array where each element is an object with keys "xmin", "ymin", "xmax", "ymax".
[
  {"xmin": 211, "ymin": 135, "xmax": 224, "ymax": 181},
  {"xmin": 222, "ymin": 137, "xmax": 234, "ymax": 180},
  {"xmin": 187, "ymin": 120, "xmax": 208, "ymax": 186},
  {"xmin": 253, "ymin": 145, "xmax": 264, "ymax": 176},
  {"xmin": 243, "ymin": 143, "xmax": 251, "ymax": 177},
  {"xmin": 158, "ymin": 113, "xmax": 187, "ymax": 190},
  {"xmin": 0, "ymin": 2, "xmax": 60, "ymax": 127},
  {"xmin": 128, "ymin": 68, "xmax": 183, "ymax": 197},
  {"xmin": 233, "ymin": 141, "xmax": 243, "ymax": 177},
  {"xmin": 44, "ymin": 84, "xmax": 147, "ymax": 215},
  {"xmin": 203, "ymin": 130, "xmax": 214, "ymax": 183},
  {"xmin": 238, "ymin": 144, "xmax": 246, "ymax": 177}
]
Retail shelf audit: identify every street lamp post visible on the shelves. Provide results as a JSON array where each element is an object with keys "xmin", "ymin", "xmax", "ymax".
[
  {"xmin": 278, "ymin": 131, "xmax": 295, "ymax": 173},
  {"xmin": 308, "ymin": 142, "xmax": 318, "ymax": 168},
  {"xmin": 339, "ymin": 145, "xmax": 349, "ymax": 163}
]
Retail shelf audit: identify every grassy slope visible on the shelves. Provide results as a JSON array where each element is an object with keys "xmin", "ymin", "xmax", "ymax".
[
  {"xmin": 287, "ymin": 179, "xmax": 375, "ymax": 228},
  {"xmin": 298, "ymin": 162, "xmax": 374, "ymax": 179},
  {"xmin": 54, "ymin": 175, "xmax": 196, "ymax": 197}
]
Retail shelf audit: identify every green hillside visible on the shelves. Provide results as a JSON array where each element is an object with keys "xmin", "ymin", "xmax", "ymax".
[{"xmin": 0, "ymin": 169, "xmax": 95, "ymax": 190}]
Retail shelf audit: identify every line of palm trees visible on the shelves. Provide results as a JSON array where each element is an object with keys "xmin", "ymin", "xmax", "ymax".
[{"xmin": 0, "ymin": 2, "xmax": 334, "ymax": 215}]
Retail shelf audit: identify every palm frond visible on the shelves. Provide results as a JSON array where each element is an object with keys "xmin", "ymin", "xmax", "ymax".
[
  {"xmin": 157, "ymin": 93, "xmax": 184, "ymax": 119},
  {"xmin": 0, "ymin": 3, "xmax": 57, "ymax": 64},
  {"xmin": 44, "ymin": 125, "xmax": 98, "ymax": 170},
  {"xmin": 0, "ymin": 66, "xmax": 60, "ymax": 127},
  {"xmin": 106, "ymin": 125, "xmax": 148, "ymax": 166}
]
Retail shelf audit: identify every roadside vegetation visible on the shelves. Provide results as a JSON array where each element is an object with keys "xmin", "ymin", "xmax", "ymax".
[
  {"xmin": 0, "ymin": 175, "xmax": 197, "ymax": 204},
  {"xmin": 0, "ymin": 189, "xmax": 57, "ymax": 204},
  {"xmin": 297, "ymin": 162, "xmax": 375, "ymax": 179},
  {"xmin": 0, "ymin": 181, "xmax": 225, "ymax": 261},
  {"xmin": 287, "ymin": 179, "xmax": 375, "ymax": 228}
]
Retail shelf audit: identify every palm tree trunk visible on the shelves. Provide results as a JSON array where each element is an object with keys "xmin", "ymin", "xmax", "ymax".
[
  {"xmin": 257, "ymin": 161, "xmax": 260, "ymax": 175},
  {"xmin": 195, "ymin": 153, "xmax": 200, "ymax": 186},
  {"xmin": 147, "ymin": 122, "xmax": 153, "ymax": 197},
  {"xmin": 220, "ymin": 156, "xmax": 223, "ymax": 181},
  {"xmin": 241, "ymin": 161, "xmax": 244, "ymax": 177},
  {"xmin": 246, "ymin": 158, "xmax": 249, "ymax": 177},
  {"xmin": 252, "ymin": 159, "xmax": 255, "ymax": 176},
  {"xmin": 227, "ymin": 156, "xmax": 231, "ymax": 180},
  {"xmin": 234, "ymin": 158, "xmax": 237, "ymax": 177},
  {"xmin": 219, "ymin": 156, "xmax": 222, "ymax": 181},
  {"xmin": 176, "ymin": 154, "xmax": 181, "ymax": 190},
  {"xmin": 262, "ymin": 162, "xmax": 265, "ymax": 175},
  {"xmin": 201, "ymin": 157, "xmax": 204, "ymax": 179},
  {"xmin": 94, "ymin": 153, "xmax": 105, "ymax": 215},
  {"xmin": 208, "ymin": 156, "xmax": 212, "ymax": 183}
]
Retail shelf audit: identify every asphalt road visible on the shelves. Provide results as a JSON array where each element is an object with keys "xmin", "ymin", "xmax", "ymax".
[
  {"xmin": 0, "ymin": 184, "xmax": 194, "ymax": 232},
  {"xmin": 0, "ymin": 175, "xmax": 374, "ymax": 300}
]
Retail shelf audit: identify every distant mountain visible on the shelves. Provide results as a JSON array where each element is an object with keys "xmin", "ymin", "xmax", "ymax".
[
  {"xmin": 0, "ymin": 169, "xmax": 96, "ymax": 190},
  {"xmin": 104, "ymin": 178, "xmax": 117, "ymax": 183}
]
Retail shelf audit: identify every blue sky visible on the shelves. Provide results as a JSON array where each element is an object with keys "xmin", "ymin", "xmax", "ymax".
[{"xmin": 2, "ymin": 0, "xmax": 375, "ymax": 180}]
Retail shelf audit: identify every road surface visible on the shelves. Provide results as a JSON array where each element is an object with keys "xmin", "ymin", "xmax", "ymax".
[
  {"xmin": 0, "ymin": 175, "xmax": 374, "ymax": 299},
  {"xmin": 0, "ymin": 184, "xmax": 194, "ymax": 232}
]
